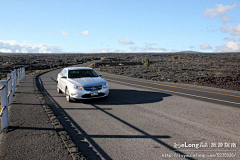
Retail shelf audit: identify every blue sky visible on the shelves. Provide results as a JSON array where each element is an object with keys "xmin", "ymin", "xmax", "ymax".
[{"xmin": 0, "ymin": 0, "xmax": 240, "ymax": 53}]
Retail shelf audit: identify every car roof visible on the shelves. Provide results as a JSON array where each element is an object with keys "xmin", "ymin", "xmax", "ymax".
[{"xmin": 65, "ymin": 67, "xmax": 93, "ymax": 71}]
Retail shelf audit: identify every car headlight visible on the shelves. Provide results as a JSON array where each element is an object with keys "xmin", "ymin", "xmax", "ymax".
[
  {"xmin": 103, "ymin": 83, "xmax": 108, "ymax": 88},
  {"xmin": 72, "ymin": 85, "xmax": 83, "ymax": 90}
]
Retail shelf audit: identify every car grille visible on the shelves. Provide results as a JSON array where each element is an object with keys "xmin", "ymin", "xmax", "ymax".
[{"xmin": 83, "ymin": 86, "xmax": 102, "ymax": 91}]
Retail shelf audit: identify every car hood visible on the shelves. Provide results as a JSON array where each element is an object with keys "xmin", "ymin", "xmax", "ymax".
[{"xmin": 67, "ymin": 77, "xmax": 106, "ymax": 87}]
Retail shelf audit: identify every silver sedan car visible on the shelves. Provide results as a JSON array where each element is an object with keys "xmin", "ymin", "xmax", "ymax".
[{"xmin": 57, "ymin": 67, "xmax": 109, "ymax": 102}]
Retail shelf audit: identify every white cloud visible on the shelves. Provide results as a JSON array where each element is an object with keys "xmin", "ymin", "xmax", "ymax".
[
  {"xmin": 215, "ymin": 41, "xmax": 240, "ymax": 52},
  {"xmin": 221, "ymin": 15, "xmax": 233, "ymax": 23},
  {"xmin": 140, "ymin": 46, "xmax": 166, "ymax": 51},
  {"xmin": 0, "ymin": 49, "xmax": 12, "ymax": 53},
  {"xmin": 203, "ymin": 3, "xmax": 237, "ymax": 22},
  {"xmin": 118, "ymin": 38, "xmax": 134, "ymax": 45},
  {"xmin": 200, "ymin": 43, "xmax": 212, "ymax": 49},
  {"xmin": 82, "ymin": 30, "xmax": 90, "ymax": 36},
  {"xmin": 167, "ymin": 49, "xmax": 180, "ymax": 52},
  {"xmin": 223, "ymin": 37, "xmax": 236, "ymax": 41},
  {"xmin": 62, "ymin": 31, "xmax": 69, "ymax": 36},
  {"xmin": 129, "ymin": 46, "xmax": 140, "ymax": 50},
  {"xmin": 189, "ymin": 46, "xmax": 195, "ymax": 49},
  {"xmin": 86, "ymin": 46, "xmax": 167, "ymax": 53},
  {"xmin": 0, "ymin": 40, "xmax": 63, "ymax": 53},
  {"xmin": 85, "ymin": 41, "xmax": 167, "ymax": 53},
  {"xmin": 145, "ymin": 43, "xmax": 157, "ymax": 46},
  {"xmin": 85, "ymin": 48, "xmax": 124, "ymax": 53},
  {"xmin": 141, "ymin": 43, "xmax": 166, "ymax": 51},
  {"xmin": 119, "ymin": 40, "xmax": 166, "ymax": 51},
  {"xmin": 128, "ymin": 44, "xmax": 166, "ymax": 51},
  {"xmin": 221, "ymin": 24, "xmax": 240, "ymax": 36}
]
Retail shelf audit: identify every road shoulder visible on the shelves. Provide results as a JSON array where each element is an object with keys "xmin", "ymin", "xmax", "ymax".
[{"xmin": 0, "ymin": 74, "xmax": 78, "ymax": 160}]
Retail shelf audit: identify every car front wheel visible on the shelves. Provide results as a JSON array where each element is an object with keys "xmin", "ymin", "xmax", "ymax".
[
  {"xmin": 57, "ymin": 83, "xmax": 62, "ymax": 94},
  {"xmin": 65, "ymin": 87, "xmax": 73, "ymax": 102}
]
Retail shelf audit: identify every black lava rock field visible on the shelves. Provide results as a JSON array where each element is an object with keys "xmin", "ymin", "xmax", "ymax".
[{"xmin": 1, "ymin": 53, "xmax": 239, "ymax": 91}]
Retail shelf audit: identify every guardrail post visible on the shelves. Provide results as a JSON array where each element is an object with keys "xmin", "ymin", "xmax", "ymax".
[
  {"xmin": 20, "ymin": 68, "xmax": 22, "ymax": 81},
  {"xmin": 11, "ymin": 71, "xmax": 15, "ymax": 94},
  {"xmin": 20, "ymin": 68, "xmax": 23, "ymax": 81},
  {"xmin": 21, "ymin": 67, "xmax": 24, "ymax": 80},
  {"xmin": 19, "ymin": 68, "xmax": 22, "ymax": 83},
  {"xmin": 14, "ymin": 69, "xmax": 17, "ymax": 88},
  {"xmin": 22, "ymin": 67, "xmax": 25, "ymax": 79},
  {"xmin": 0, "ymin": 80, "xmax": 9, "ymax": 129},
  {"xmin": 7, "ymin": 74, "xmax": 13, "ymax": 104},
  {"xmin": 17, "ymin": 68, "xmax": 20, "ymax": 84},
  {"xmin": 17, "ymin": 69, "xmax": 19, "ymax": 84},
  {"xmin": 23, "ymin": 67, "xmax": 25, "ymax": 77}
]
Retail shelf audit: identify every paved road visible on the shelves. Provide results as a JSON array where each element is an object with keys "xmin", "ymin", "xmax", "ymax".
[{"xmin": 39, "ymin": 68, "xmax": 240, "ymax": 160}]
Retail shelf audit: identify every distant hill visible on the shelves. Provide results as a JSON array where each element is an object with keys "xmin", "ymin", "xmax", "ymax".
[{"xmin": 177, "ymin": 51, "xmax": 202, "ymax": 54}]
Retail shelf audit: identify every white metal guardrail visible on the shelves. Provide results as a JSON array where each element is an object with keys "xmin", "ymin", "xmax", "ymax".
[{"xmin": 0, "ymin": 67, "xmax": 25, "ymax": 129}]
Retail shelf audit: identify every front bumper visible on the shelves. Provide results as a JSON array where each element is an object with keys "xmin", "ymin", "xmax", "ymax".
[{"xmin": 69, "ymin": 87, "xmax": 109, "ymax": 100}]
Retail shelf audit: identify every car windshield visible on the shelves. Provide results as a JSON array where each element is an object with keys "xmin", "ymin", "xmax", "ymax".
[{"xmin": 68, "ymin": 69, "xmax": 98, "ymax": 78}]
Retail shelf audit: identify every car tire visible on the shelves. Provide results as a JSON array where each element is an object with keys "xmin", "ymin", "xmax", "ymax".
[
  {"xmin": 65, "ymin": 87, "xmax": 73, "ymax": 102},
  {"xmin": 57, "ymin": 83, "xmax": 62, "ymax": 94}
]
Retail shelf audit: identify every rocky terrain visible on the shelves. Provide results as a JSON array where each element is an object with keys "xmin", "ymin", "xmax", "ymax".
[
  {"xmin": 93, "ymin": 53, "xmax": 240, "ymax": 91},
  {"xmin": 0, "ymin": 53, "xmax": 100, "ymax": 79},
  {"xmin": 0, "ymin": 53, "xmax": 239, "ymax": 91}
]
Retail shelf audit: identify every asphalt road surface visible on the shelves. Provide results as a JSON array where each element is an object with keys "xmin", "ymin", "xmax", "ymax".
[{"xmin": 39, "ymin": 68, "xmax": 240, "ymax": 160}]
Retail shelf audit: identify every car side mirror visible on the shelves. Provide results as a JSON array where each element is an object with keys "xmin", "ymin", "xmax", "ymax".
[{"xmin": 98, "ymin": 73, "xmax": 102, "ymax": 77}]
